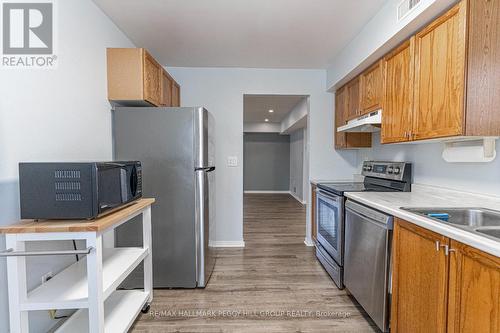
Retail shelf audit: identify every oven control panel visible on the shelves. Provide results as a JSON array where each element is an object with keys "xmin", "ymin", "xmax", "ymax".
[{"xmin": 362, "ymin": 161, "xmax": 412, "ymax": 182}]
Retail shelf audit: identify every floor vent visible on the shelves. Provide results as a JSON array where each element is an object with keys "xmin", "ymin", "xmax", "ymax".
[{"xmin": 398, "ymin": 0, "xmax": 422, "ymax": 21}]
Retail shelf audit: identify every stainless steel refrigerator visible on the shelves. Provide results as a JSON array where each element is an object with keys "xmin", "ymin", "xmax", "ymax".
[{"xmin": 112, "ymin": 106, "xmax": 216, "ymax": 288}]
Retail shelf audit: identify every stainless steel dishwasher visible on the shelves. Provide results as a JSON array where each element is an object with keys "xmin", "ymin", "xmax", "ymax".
[{"xmin": 344, "ymin": 200, "xmax": 393, "ymax": 332}]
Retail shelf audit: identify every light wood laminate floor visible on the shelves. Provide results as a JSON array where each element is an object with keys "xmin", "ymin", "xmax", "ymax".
[{"xmin": 131, "ymin": 194, "xmax": 377, "ymax": 332}]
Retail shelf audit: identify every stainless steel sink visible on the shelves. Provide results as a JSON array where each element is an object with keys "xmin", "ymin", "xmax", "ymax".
[
  {"xmin": 400, "ymin": 207, "xmax": 500, "ymax": 227},
  {"xmin": 400, "ymin": 207, "xmax": 500, "ymax": 241},
  {"xmin": 475, "ymin": 228, "xmax": 500, "ymax": 239}
]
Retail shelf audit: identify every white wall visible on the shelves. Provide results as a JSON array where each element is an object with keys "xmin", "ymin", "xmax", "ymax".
[
  {"xmin": 0, "ymin": 0, "xmax": 134, "ymax": 331},
  {"xmin": 167, "ymin": 67, "xmax": 358, "ymax": 245},
  {"xmin": 281, "ymin": 97, "xmax": 308, "ymax": 133},
  {"xmin": 290, "ymin": 129, "xmax": 305, "ymax": 202},
  {"xmin": 358, "ymin": 135, "xmax": 500, "ymax": 197},
  {"xmin": 243, "ymin": 122, "xmax": 281, "ymax": 133}
]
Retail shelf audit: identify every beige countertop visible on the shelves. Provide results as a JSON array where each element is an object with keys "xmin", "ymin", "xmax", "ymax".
[
  {"xmin": 345, "ymin": 185, "xmax": 500, "ymax": 257},
  {"xmin": 0, "ymin": 198, "xmax": 155, "ymax": 234}
]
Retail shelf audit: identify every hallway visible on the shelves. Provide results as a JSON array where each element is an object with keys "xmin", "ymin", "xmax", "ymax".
[{"xmin": 131, "ymin": 194, "xmax": 376, "ymax": 332}]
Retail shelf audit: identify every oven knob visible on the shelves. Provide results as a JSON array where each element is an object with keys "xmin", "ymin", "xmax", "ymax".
[
  {"xmin": 365, "ymin": 165, "xmax": 372, "ymax": 172},
  {"xmin": 387, "ymin": 166, "xmax": 394, "ymax": 174},
  {"xmin": 394, "ymin": 167, "xmax": 401, "ymax": 175}
]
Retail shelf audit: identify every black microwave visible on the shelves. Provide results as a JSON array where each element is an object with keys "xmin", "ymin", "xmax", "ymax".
[{"xmin": 19, "ymin": 161, "xmax": 142, "ymax": 219}]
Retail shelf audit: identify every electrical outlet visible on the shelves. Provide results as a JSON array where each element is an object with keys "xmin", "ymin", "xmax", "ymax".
[{"xmin": 41, "ymin": 272, "xmax": 53, "ymax": 284}]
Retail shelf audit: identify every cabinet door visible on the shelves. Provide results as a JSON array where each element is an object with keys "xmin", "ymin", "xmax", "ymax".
[
  {"xmin": 381, "ymin": 39, "xmax": 415, "ymax": 144},
  {"xmin": 391, "ymin": 219, "xmax": 449, "ymax": 333},
  {"xmin": 413, "ymin": 1, "xmax": 467, "ymax": 140},
  {"xmin": 172, "ymin": 82, "xmax": 180, "ymax": 107},
  {"xmin": 311, "ymin": 184, "xmax": 317, "ymax": 242},
  {"xmin": 334, "ymin": 87, "xmax": 347, "ymax": 149},
  {"xmin": 360, "ymin": 60, "xmax": 383, "ymax": 115},
  {"xmin": 160, "ymin": 70, "xmax": 172, "ymax": 106},
  {"xmin": 447, "ymin": 240, "xmax": 500, "ymax": 333},
  {"xmin": 465, "ymin": 0, "xmax": 500, "ymax": 137},
  {"xmin": 346, "ymin": 77, "xmax": 360, "ymax": 121},
  {"xmin": 143, "ymin": 51, "xmax": 162, "ymax": 106}
]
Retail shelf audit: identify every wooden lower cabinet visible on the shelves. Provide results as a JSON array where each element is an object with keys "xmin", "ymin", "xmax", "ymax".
[
  {"xmin": 447, "ymin": 240, "xmax": 500, "ymax": 333},
  {"xmin": 391, "ymin": 219, "xmax": 449, "ymax": 332},
  {"xmin": 392, "ymin": 218, "xmax": 500, "ymax": 333},
  {"xmin": 311, "ymin": 184, "xmax": 317, "ymax": 242}
]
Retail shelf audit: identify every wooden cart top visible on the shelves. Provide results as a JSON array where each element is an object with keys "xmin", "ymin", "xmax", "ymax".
[{"xmin": 0, "ymin": 198, "xmax": 155, "ymax": 234}]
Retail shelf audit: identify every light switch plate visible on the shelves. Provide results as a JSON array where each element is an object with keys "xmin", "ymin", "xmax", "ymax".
[{"xmin": 227, "ymin": 156, "xmax": 238, "ymax": 167}]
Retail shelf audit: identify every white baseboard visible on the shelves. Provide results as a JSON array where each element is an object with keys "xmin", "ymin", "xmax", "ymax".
[
  {"xmin": 289, "ymin": 191, "xmax": 306, "ymax": 205},
  {"xmin": 245, "ymin": 190, "xmax": 306, "ymax": 204},
  {"xmin": 244, "ymin": 190, "xmax": 289, "ymax": 194},
  {"xmin": 209, "ymin": 240, "xmax": 246, "ymax": 248},
  {"xmin": 304, "ymin": 238, "xmax": 315, "ymax": 247}
]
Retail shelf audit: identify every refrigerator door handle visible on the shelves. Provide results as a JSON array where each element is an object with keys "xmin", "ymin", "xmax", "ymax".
[{"xmin": 195, "ymin": 166, "xmax": 215, "ymax": 172}]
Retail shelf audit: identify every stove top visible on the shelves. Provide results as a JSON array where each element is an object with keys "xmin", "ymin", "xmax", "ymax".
[
  {"xmin": 316, "ymin": 161, "xmax": 413, "ymax": 196},
  {"xmin": 317, "ymin": 182, "xmax": 397, "ymax": 196}
]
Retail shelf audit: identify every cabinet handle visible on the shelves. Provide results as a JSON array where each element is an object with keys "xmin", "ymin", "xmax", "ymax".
[
  {"xmin": 435, "ymin": 241, "xmax": 440, "ymax": 252},
  {"xmin": 440, "ymin": 244, "xmax": 455, "ymax": 256}
]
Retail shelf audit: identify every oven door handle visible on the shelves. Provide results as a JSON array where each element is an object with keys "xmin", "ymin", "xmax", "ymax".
[{"xmin": 316, "ymin": 189, "xmax": 342, "ymax": 203}]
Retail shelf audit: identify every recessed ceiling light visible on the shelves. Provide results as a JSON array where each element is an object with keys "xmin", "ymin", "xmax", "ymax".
[
  {"xmin": 264, "ymin": 118, "xmax": 269, "ymax": 122},
  {"xmin": 268, "ymin": 109, "xmax": 274, "ymax": 113}
]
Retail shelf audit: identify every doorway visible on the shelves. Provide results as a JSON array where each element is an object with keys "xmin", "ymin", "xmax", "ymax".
[{"xmin": 242, "ymin": 94, "xmax": 310, "ymax": 238}]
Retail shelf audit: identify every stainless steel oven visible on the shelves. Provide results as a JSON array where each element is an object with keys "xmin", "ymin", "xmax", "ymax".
[
  {"xmin": 315, "ymin": 188, "xmax": 344, "ymax": 288},
  {"xmin": 315, "ymin": 161, "xmax": 412, "ymax": 291}
]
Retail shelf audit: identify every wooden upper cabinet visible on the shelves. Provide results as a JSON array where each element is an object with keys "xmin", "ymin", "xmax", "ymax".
[
  {"xmin": 160, "ymin": 70, "xmax": 173, "ymax": 107},
  {"xmin": 447, "ymin": 240, "xmax": 500, "ymax": 333},
  {"xmin": 359, "ymin": 60, "xmax": 383, "ymax": 115},
  {"xmin": 143, "ymin": 51, "xmax": 162, "ymax": 106},
  {"xmin": 346, "ymin": 77, "xmax": 361, "ymax": 121},
  {"xmin": 334, "ymin": 86, "xmax": 347, "ymax": 149},
  {"xmin": 172, "ymin": 81, "xmax": 180, "ymax": 107},
  {"xmin": 465, "ymin": 0, "xmax": 500, "ymax": 136},
  {"xmin": 334, "ymin": 87, "xmax": 371, "ymax": 149},
  {"xmin": 391, "ymin": 219, "xmax": 449, "ymax": 333},
  {"xmin": 381, "ymin": 39, "xmax": 415, "ymax": 144},
  {"xmin": 413, "ymin": 1, "xmax": 467, "ymax": 140},
  {"xmin": 107, "ymin": 48, "xmax": 180, "ymax": 107}
]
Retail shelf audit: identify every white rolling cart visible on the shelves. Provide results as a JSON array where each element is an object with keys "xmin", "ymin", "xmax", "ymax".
[{"xmin": 0, "ymin": 198, "xmax": 155, "ymax": 333}]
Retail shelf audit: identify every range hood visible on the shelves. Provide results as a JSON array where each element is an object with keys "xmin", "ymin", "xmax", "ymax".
[{"xmin": 338, "ymin": 109, "xmax": 382, "ymax": 133}]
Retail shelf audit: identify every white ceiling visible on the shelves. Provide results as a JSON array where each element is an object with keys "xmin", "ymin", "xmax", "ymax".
[
  {"xmin": 93, "ymin": 0, "xmax": 387, "ymax": 69},
  {"xmin": 244, "ymin": 95, "xmax": 306, "ymax": 123}
]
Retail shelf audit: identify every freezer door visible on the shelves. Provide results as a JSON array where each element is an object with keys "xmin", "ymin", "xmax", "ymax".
[
  {"xmin": 195, "ymin": 167, "xmax": 216, "ymax": 287},
  {"xmin": 194, "ymin": 108, "xmax": 215, "ymax": 168}
]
